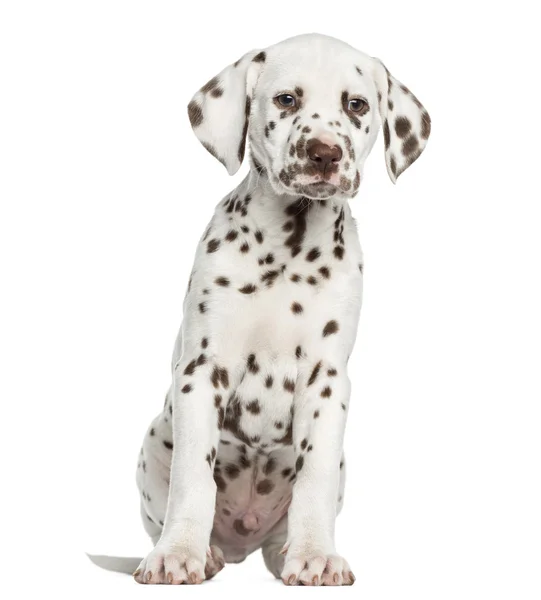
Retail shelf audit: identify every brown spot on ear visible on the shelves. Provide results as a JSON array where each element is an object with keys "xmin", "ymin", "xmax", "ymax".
[
  {"xmin": 394, "ymin": 116, "xmax": 412, "ymax": 139},
  {"xmin": 188, "ymin": 100, "xmax": 203, "ymax": 127},
  {"xmin": 421, "ymin": 110, "xmax": 431, "ymax": 139},
  {"xmin": 252, "ymin": 51, "xmax": 266, "ymax": 62},
  {"xmin": 402, "ymin": 134, "xmax": 419, "ymax": 156},
  {"xmin": 201, "ymin": 76, "xmax": 220, "ymax": 94},
  {"xmin": 383, "ymin": 120, "xmax": 391, "ymax": 150},
  {"xmin": 238, "ymin": 96, "xmax": 251, "ymax": 163}
]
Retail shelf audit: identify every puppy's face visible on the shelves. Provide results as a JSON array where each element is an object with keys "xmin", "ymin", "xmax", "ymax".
[
  {"xmin": 249, "ymin": 39, "xmax": 380, "ymax": 200},
  {"xmin": 188, "ymin": 34, "xmax": 431, "ymax": 199}
]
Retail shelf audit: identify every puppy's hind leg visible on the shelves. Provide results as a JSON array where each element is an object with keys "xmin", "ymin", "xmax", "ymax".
[{"xmin": 261, "ymin": 516, "xmax": 288, "ymax": 579}]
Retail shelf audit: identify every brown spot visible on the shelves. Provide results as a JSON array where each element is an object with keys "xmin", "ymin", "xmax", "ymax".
[
  {"xmin": 163, "ymin": 440, "xmax": 173, "ymax": 450},
  {"xmin": 319, "ymin": 266, "xmax": 331, "ymax": 279},
  {"xmin": 394, "ymin": 116, "xmax": 412, "ymax": 139},
  {"xmin": 201, "ymin": 337, "xmax": 208, "ymax": 349},
  {"xmin": 283, "ymin": 378, "xmax": 295, "ymax": 393},
  {"xmin": 307, "ymin": 276, "xmax": 317, "ymax": 285},
  {"xmin": 240, "ymin": 242, "xmax": 250, "ymax": 253},
  {"xmin": 211, "ymin": 366, "xmax": 229, "ymax": 389},
  {"xmin": 260, "ymin": 269, "xmax": 280, "ymax": 287},
  {"xmin": 247, "ymin": 353, "xmax": 260, "ymax": 374},
  {"xmin": 225, "ymin": 229, "xmax": 238, "ymax": 242},
  {"xmin": 295, "ymin": 345, "xmax": 303, "ymax": 359},
  {"xmin": 253, "ymin": 51, "xmax": 266, "ymax": 63},
  {"xmin": 282, "ymin": 467, "xmax": 293, "ymax": 478},
  {"xmin": 207, "ymin": 239, "xmax": 220, "ymax": 253},
  {"xmin": 198, "ymin": 302, "xmax": 207, "ymax": 313},
  {"xmin": 421, "ymin": 111, "xmax": 431, "ymax": 139},
  {"xmin": 254, "ymin": 230, "xmax": 263, "ymax": 243},
  {"xmin": 238, "ymin": 96, "xmax": 251, "ymax": 163},
  {"xmin": 215, "ymin": 276, "xmax": 230, "ymax": 287},
  {"xmin": 383, "ymin": 119, "xmax": 390, "ymax": 150},
  {"xmin": 313, "ymin": 410, "xmax": 320, "ymax": 419},
  {"xmin": 290, "ymin": 273, "xmax": 302, "ymax": 282},
  {"xmin": 308, "ymin": 361, "xmax": 322, "ymax": 386},
  {"xmin": 306, "ymin": 247, "xmax": 321, "ymax": 262},
  {"xmin": 188, "ymin": 101, "xmax": 203, "ymax": 127},
  {"xmin": 264, "ymin": 458, "xmax": 277, "ymax": 475},
  {"xmin": 321, "ymin": 386, "xmax": 332, "ymax": 398},
  {"xmin": 256, "ymin": 479, "xmax": 275, "ymax": 495},
  {"xmin": 402, "ymin": 134, "xmax": 419, "ymax": 156},
  {"xmin": 201, "ymin": 76, "xmax": 220, "ymax": 94},
  {"xmin": 265, "ymin": 375, "xmax": 273, "ymax": 388},
  {"xmin": 300, "ymin": 438, "xmax": 308, "ymax": 450},
  {"xmin": 291, "ymin": 302, "xmax": 303, "ymax": 314},
  {"xmin": 246, "ymin": 399, "xmax": 261, "ymax": 414},
  {"xmin": 181, "ymin": 384, "xmax": 192, "ymax": 394},
  {"xmin": 225, "ymin": 463, "xmax": 241, "ymax": 479},
  {"xmin": 312, "ymin": 113, "xmax": 320, "ymax": 118},
  {"xmin": 295, "ymin": 455, "xmax": 304, "ymax": 473},
  {"xmin": 333, "ymin": 246, "xmax": 344, "ymax": 260},
  {"xmin": 323, "ymin": 320, "xmax": 339, "ymax": 337},
  {"xmin": 327, "ymin": 368, "xmax": 337, "ymax": 376},
  {"xmin": 294, "ymin": 86, "xmax": 304, "ymax": 98}
]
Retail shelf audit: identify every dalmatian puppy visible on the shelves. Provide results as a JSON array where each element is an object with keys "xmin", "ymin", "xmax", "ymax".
[{"xmin": 132, "ymin": 33, "xmax": 430, "ymax": 586}]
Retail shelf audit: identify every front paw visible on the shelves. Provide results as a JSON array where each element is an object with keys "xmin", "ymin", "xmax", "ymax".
[
  {"xmin": 281, "ymin": 551, "xmax": 355, "ymax": 586},
  {"xmin": 134, "ymin": 543, "xmax": 223, "ymax": 585}
]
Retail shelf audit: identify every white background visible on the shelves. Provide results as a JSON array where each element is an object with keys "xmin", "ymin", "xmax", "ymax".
[{"xmin": 1, "ymin": 1, "xmax": 540, "ymax": 598}]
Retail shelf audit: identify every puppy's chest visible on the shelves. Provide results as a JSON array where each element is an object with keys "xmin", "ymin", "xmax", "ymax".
[{"xmin": 194, "ymin": 207, "xmax": 363, "ymax": 343}]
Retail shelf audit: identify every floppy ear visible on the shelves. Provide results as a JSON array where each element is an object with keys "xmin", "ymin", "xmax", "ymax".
[
  {"xmin": 373, "ymin": 60, "xmax": 431, "ymax": 183},
  {"xmin": 187, "ymin": 50, "xmax": 266, "ymax": 175}
]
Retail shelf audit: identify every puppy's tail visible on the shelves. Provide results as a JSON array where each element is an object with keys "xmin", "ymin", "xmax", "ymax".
[{"xmin": 86, "ymin": 553, "xmax": 141, "ymax": 575}]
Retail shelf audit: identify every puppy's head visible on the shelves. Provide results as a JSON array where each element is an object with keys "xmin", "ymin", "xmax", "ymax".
[{"xmin": 188, "ymin": 34, "xmax": 431, "ymax": 200}]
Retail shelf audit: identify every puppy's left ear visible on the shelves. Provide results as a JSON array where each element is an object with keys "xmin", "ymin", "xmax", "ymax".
[
  {"xmin": 373, "ymin": 59, "xmax": 431, "ymax": 183},
  {"xmin": 187, "ymin": 50, "xmax": 266, "ymax": 175}
]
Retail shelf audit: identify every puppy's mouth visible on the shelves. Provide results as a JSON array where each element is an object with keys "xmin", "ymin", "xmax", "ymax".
[{"xmin": 296, "ymin": 181, "xmax": 338, "ymax": 198}]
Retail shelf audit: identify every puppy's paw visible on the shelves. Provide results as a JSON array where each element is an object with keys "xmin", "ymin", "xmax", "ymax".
[
  {"xmin": 281, "ymin": 552, "xmax": 355, "ymax": 586},
  {"xmin": 133, "ymin": 543, "xmax": 210, "ymax": 585},
  {"xmin": 205, "ymin": 545, "xmax": 225, "ymax": 580}
]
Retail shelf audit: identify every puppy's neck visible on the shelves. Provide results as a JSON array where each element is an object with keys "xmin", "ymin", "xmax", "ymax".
[{"xmin": 232, "ymin": 166, "xmax": 350, "ymax": 235}]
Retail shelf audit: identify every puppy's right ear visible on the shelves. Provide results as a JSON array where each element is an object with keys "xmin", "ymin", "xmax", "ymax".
[{"xmin": 187, "ymin": 50, "xmax": 266, "ymax": 175}]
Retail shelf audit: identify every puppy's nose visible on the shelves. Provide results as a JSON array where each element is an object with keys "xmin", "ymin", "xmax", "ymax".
[{"xmin": 306, "ymin": 138, "xmax": 343, "ymax": 171}]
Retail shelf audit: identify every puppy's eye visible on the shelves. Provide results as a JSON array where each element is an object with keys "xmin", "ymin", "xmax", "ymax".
[
  {"xmin": 348, "ymin": 98, "xmax": 367, "ymax": 113},
  {"xmin": 275, "ymin": 94, "xmax": 296, "ymax": 108}
]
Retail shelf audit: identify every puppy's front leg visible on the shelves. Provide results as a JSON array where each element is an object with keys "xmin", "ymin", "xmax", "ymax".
[
  {"xmin": 282, "ymin": 366, "xmax": 355, "ymax": 586},
  {"xmin": 134, "ymin": 355, "xmax": 229, "ymax": 585}
]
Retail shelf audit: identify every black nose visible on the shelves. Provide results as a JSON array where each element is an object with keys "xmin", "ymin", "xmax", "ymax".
[{"xmin": 306, "ymin": 139, "xmax": 343, "ymax": 172}]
